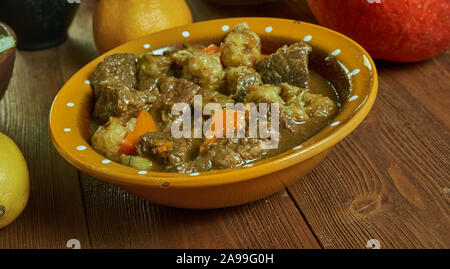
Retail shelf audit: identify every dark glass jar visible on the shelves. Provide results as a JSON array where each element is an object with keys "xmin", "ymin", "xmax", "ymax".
[{"xmin": 0, "ymin": 0, "xmax": 79, "ymax": 50}]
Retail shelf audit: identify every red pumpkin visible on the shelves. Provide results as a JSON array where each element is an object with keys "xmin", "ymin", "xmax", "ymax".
[{"xmin": 307, "ymin": 0, "xmax": 450, "ymax": 62}]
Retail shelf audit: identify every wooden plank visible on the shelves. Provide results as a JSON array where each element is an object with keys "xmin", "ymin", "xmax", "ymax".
[
  {"xmin": 60, "ymin": 1, "xmax": 320, "ymax": 249},
  {"xmin": 375, "ymin": 52, "xmax": 450, "ymax": 128},
  {"xmin": 287, "ymin": 54, "xmax": 450, "ymax": 248},
  {"xmin": 0, "ymin": 49, "xmax": 90, "ymax": 248},
  {"xmin": 80, "ymin": 176, "xmax": 320, "ymax": 249}
]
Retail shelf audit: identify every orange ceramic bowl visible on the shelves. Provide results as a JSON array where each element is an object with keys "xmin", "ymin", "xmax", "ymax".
[{"xmin": 49, "ymin": 18, "xmax": 377, "ymax": 209}]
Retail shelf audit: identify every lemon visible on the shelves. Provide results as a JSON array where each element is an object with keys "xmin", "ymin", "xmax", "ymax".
[
  {"xmin": 0, "ymin": 132, "xmax": 29, "ymax": 229},
  {"xmin": 93, "ymin": 0, "xmax": 193, "ymax": 53}
]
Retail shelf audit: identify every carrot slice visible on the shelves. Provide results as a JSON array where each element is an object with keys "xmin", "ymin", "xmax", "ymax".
[
  {"xmin": 156, "ymin": 141, "xmax": 174, "ymax": 154},
  {"xmin": 119, "ymin": 110, "xmax": 157, "ymax": 155},
  {"xmin": 202, "ymin": 44, "xmax": 220, "ymax": 55}
]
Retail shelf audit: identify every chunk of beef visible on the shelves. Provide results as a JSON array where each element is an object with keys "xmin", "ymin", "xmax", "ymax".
[
  {"xmin": 152, "ymin": 76, "xmax": 203, "ymax": 113},
  {"xmin": 138, "ymin": 77, "xmax": 160, "ymax": 93},
  {"xmin": 93, "ymin": 85, "xmax": 158, "ymax": 124},
  {"xmin": 278, "ymin": 83, "xmax": 338, "ymax": 134},
  {"xmin": 90, "ymin": 53, "xmax": 137, "ymax": 94},
  {"xmin": 244, "ymin": 82, "xmax": 337, "ymax": 136},
  {"xmin": 149, "ymin": 76, "xmax": 204, "ymax": 130},
  {"xmin": 136, "ymin": 132, "xmax": 193, "ymax": 171},
  {"xmin": 150, "ymin": 76, "xmax": 232, "ymax": 130},
  {"xmin": 183, "ymin": 137, "xmax": 268, "ymax": 172},
  {"xmin": 225, "ymin": 66, "xmax": 262, "ymax": 101},
  {"xmin": 256, "ymin": 42, "xmax": 312, "ymax": 88},
  {"xmin": 90, "ymin": 54, "xmax": 158, "ymax": 124},
  {"xmin": 220, "ymin": 22, "xmax": 262, "ymax": 68}
]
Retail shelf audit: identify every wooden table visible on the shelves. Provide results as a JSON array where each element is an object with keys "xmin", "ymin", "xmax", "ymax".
[{"xmin": 0, "ymin": 0, "xmax": 448, "ymax": 249}]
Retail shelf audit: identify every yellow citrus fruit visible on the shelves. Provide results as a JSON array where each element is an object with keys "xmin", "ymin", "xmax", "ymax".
[
  {"xmin": 93, "ymin": 0, "xmax": 193, "ymax": 53},
  {"xmin": 0, "ymin": 132, "xmax": 29, "ymax": 229}
]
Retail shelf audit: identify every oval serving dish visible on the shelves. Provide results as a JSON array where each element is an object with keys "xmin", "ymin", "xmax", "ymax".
[{"xmin": 49, "ymin": 18, "xmax": 378, "ymax": 209}]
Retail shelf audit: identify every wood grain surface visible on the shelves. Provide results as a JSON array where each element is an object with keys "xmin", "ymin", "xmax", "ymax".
[{"xmin": 0, "ymin": 0, "xmax": 448, "ymax": 249}]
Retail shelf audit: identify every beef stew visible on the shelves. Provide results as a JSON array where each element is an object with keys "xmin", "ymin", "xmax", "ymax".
[{"xmin": 89, "ymin": 22, "xmax": 339, "ymax": 173}]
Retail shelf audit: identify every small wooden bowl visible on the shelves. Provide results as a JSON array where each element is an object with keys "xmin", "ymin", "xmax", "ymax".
[
  {"xmin": 0, "ymin": 22, "xmax": 16, "ymax": 101},
  {"xmin": 49, "ymin": 18, "xmax": 378, "ymax": 209}
]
